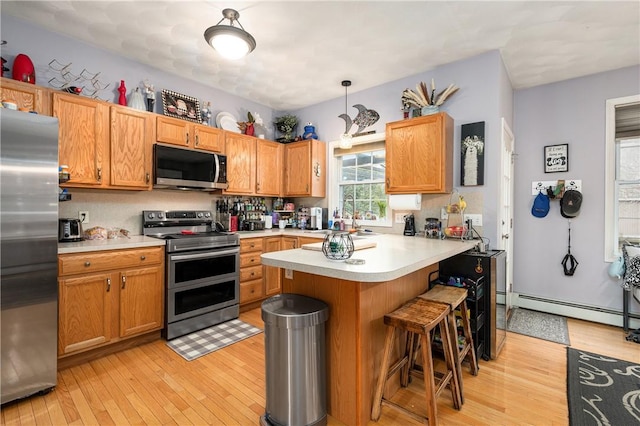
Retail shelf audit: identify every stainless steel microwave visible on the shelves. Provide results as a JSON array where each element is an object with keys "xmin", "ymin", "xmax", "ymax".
[{"xmin": 153, "ymin": 144, "xmax": 228, "ymax": 190}]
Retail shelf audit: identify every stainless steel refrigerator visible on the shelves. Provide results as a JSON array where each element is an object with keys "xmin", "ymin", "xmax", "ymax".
[{"xmin": 1, "ymin": 109, "xmax": 59, "ymax": 404}]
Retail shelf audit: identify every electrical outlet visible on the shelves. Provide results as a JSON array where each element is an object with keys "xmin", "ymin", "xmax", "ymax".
[
  {"xmin": 285, "ymin": 269, "xmax": 293, "ymax": 279},
  {"xmin": 465, "ymin": 214, "xmax": 482, "ymax": 227},
  {"xmin": 441, "ymin": 207, "xmax": 449, "ymax": 220},
  {"xmin": 79, "ymin": 211, "xmax": 89, "ymax": 224},
  {"xmin": 395, "ymin": 213, "xmax": 405, "ymax": 224}
]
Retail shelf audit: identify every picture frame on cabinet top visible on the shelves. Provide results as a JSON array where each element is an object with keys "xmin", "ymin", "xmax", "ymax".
[{"xmin": 161, "ymin": 89, "xmax": 201, "ymax": 123}]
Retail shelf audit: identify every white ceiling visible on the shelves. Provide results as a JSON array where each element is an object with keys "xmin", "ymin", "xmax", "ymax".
[{"xmin": 2, "ymin": 1, "xmax": 639, "ymax": 110}]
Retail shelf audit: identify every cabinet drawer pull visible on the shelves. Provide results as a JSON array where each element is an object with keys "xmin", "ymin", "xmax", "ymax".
[
  {"xmin": 186, "ymin": 132, "xmax": 190, "ymax": 145},
  {"xmin": 250, "ymin": 272, "xmax": 255, "ymax": 277},
  {"xmin": 106, "ymin": 277, "xmax": 111, "ymax": 292},
  {"xmin": 195, "ymin": 135, "xmax": 199, "ymax": 146},
  {"xmin": 121, "ymin": 275, "xmax": 126, "ymax": 289},
  {"xmin": 84, "ymin": 261, "xmax": 91, "ymax": 267},
  {"xmin": 140, "ymin": 255, "xmax": 146, "ymax": 260}
]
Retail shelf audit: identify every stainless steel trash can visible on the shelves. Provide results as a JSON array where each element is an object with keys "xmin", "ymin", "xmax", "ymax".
[{"xmin": 261, "ymin": 293, "xmax": 329, "ymax": 426}]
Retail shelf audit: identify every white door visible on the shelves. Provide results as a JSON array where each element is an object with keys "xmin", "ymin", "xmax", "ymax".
[{"xmin": 498, "ymin": 118, "xmax": 515, "ymax": 318}]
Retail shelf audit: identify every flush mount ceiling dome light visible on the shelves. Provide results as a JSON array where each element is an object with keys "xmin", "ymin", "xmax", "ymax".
[
  {"xmin": 204, "ymin": 8, "xmax": 256, "ymax": 60},
  {"xmin": 339, "ymin": 80, "xmax": 353, "ymax": 149}
]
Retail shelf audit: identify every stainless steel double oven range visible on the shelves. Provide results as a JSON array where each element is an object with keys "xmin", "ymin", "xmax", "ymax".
[{"xmin": 143, "ymin": 210, "xmax": 240, "ymax": 340}]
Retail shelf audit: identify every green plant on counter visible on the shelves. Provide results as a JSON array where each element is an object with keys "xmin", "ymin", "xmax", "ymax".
[{"xmin": 375, "ymin": 200, "xmax": 387, "ymax": 218}]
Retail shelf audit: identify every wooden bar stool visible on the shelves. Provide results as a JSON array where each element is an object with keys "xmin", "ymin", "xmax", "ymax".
[
  {"xmin": 371, "ymin": 298, "xmax": 461, "ymax": 426},
  {"xmin": 419, "ymin": 284, "xmax": 479, "ymax": 405}
]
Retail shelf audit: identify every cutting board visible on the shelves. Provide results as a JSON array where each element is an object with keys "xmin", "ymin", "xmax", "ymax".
[{"xmin": 301, "ymin": 239, "xmax": 377, "ymax": 251}]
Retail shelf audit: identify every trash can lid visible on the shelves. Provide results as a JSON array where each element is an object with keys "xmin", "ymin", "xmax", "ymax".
[{"xmin": 261, "ymin": 293, "xmax": 329, "ymax": 328}]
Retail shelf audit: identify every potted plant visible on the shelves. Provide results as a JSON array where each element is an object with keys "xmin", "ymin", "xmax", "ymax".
[
  {"xmin": 375, "ymin": 200, "xmax": 387, "ymax": 219},
  {"xmin": 274, "ymin": 114, "xmax": 298, "ymax": 142}
]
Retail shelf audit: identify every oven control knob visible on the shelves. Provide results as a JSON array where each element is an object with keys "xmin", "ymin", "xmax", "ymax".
[
  {"xmin": 197, "ymin": 212, "xmax": 204, "ymax": 218},
  {"xmin": 204, "ymin": 212, "xmax": 211, "ymax": 218},
  {"xmin": 157, "ymin": 212, "xmax": 164, "ymax": 219},
  {"xmin": 147, "ymin": 212, "xmax": 155, "ymax": 219}
]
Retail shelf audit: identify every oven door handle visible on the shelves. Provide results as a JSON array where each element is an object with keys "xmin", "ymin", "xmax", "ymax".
[{"xmin": 169, "ymin": 248, "xmax": 239, "ymax": 261}]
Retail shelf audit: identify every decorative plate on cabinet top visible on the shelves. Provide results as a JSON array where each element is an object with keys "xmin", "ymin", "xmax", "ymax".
[{"xmin": 216, "ymin": 112, "xmax": 240, "ymax": 133}]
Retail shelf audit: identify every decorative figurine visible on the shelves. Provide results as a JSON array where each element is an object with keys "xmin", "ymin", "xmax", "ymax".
[
  {"xmin": 303, "ymin": 122, "xmax": 318, "ymax": 140},
  {"xmin": 143, "ymin": 79, "xmax": 155, "ymax": 112},
  {"xmin": 118, "ymin": 80, "xmax": 127, "ymax": 106},
  {"xmin": 201, "ymin": 101, "xmax": 212, "ymax": 126}
]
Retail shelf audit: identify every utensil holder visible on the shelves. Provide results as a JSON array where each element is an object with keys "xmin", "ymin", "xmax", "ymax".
[{"xmin": 322, "ymin": 232, "xmax": 354, "ymax": 260}]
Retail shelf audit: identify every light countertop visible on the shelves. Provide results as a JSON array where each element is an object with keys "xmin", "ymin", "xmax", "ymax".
[
  {"xmin": 261, "ymin": 234, "xmax": 476, "ymax": 282},
  {"xmin": 58, "ymin": 235, "xmax": 166, "ymax": 254}
]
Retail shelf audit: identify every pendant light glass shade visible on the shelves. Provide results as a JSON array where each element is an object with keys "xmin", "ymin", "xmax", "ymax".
[
  {"xmin": 339, "ymin": 80, "xmax": 353, "ymax": 149},
  {"xmin": 204, "ymin": 8, "xmax": 256, "ymax": 60}
]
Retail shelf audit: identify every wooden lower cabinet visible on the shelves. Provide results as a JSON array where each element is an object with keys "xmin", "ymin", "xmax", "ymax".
[
  {"xmin": 239, "ymin": 238, "xmax": 264, "ymax": 304},
  {"xmin": 263, "ymin": 237, "xmax": 282, "ymax": 296},
  {"xmin": 57, "ymin": 247, "xmax": 164, "ymax": 357}
]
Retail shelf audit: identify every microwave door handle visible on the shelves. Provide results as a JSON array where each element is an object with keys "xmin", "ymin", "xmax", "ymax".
[
  {"xmin": 170, "ymin": 248, "xmax": 239, "ymax": 261},
  {"xmin": 213, "ymin": 154, "xmax": 220, "ymax": 183}
]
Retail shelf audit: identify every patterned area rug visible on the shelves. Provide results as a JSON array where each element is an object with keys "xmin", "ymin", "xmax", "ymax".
[
  {"xmin": 166, "ymin": 319, "xmax": 262, "ymax": 361},
  {"xmin": 567, "ymin": 348, "xmax": 640, "ymax": 425},
  {"xmin": 507, "ymin": 307, "xmax": 570, "ymax": 345}
]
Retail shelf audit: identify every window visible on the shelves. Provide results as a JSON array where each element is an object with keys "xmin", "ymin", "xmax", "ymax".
[
  {"xmin": 328, "ymin": 134, "xmax": 390, "ymax": 228},
  {"xmin": 605, "ymin": 96, "xmax": 640, "ymax": 261}
]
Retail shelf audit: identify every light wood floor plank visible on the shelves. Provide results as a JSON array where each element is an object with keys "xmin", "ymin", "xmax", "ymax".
[{"xmin": 2, "ymin": 311, "xmax": 638, "ymax": 426}]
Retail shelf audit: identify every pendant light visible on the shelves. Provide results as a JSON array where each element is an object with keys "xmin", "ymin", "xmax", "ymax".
[
  {"xmin": 204, "ymin": 8, "xmax": 256, "ymax": 60},
  {"xmin": 339, "ymin": 80, "xmax": 353, "ymax": 149}
]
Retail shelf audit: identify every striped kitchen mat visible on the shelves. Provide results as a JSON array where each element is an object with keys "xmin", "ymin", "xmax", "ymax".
[{"xmin": 166, "ymin": 319, "xmax": 262, "ymax": 361}]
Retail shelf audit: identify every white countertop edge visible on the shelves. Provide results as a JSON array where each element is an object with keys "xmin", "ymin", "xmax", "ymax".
[
  {"xmin": 58, "ymin": 236, "xmax": 166, "ymax": 254},
  {"xmin": 261, "ymin": 236, "xmax": 476, "ymax": 282}
]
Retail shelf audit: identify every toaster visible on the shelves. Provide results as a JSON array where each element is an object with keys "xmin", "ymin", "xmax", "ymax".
[{"xmin": 58, "ymin": 218, "xmax": 84, "ymax": 242}]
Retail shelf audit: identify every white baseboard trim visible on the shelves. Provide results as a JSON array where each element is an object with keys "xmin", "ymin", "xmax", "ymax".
[{"xmin": 512, "ymin": 293, "xmax": 640, "ymax": 331}]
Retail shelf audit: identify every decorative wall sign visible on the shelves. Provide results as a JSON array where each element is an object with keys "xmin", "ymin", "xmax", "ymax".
[
  {"xmin": 461, "ymin": 121, "xmax": 485, "ymax": 186},
  {"xmin": 544, "ymin": 143, "xmax": 569, "ymax": 173},
  {"xmin": 161, "ymin": 89, "xmax": 201, "ymax": 123}
]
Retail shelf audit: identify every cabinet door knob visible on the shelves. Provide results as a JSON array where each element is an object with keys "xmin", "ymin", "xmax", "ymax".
[
  {"xmin": 106, "ymin": 277, "xmax": 111, "ymax": 292},
  {"xmin": 121, "ymin": 275, "xmax": 126, "ymax": 289},
  {"xmin": 195, "ymin": 135, "xmax": 199, "ymax": 146},
  {"xmin": 84, "ymin": 261, "xmax": 91, "ymax": 267},
  {"xmin": 97, "ymin": 168, "xmax": 102, "ymax": 182},
  {"xmin": 386, "ymin": 178, "xmax": 390, "ymax": 188},
  {"xmin": 145, "ymin": 173, "xmax": 150, "ymax": 184},
  {"xmin": 186, "ymin": 132, "xmax": 190, "ymax": 145}
]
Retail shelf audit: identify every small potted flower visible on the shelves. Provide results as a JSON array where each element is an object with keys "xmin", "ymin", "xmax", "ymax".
[
  {"xmin": 237, "ymin": 112, "xmax": 264, "ymax": 136},
  {"xmin": 274, "ymin": 114, "xmax": 298, "ymax": 143}
]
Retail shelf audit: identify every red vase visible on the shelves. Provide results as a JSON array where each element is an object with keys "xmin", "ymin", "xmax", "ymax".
[
  {"xmin": 118, "ymin": 80, "xmax": 127, "ymax": 106},
  {"xmin": 245, "ymin": 123, "xmax": 255, "ymax": 136},
  {"xmin": 12, "ymin": 54, "xmax": 35, "ymax": 84}
]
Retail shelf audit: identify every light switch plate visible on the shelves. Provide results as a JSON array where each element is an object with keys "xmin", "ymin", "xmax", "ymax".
[
  {"xmin": 285, "ymin": 269, "xmax": 293, "ymax": 279},
  {"xmin": 395, "ymin": 213, "xmax": 405, "ymax": 224}
]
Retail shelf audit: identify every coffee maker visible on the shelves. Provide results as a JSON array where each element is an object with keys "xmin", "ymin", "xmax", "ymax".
[
  {"xmin": 403, "ymin": 214, "xmax": 416, "ymax": 236},
  {"xmin": 309, "ymin": 207, "xmax": 323, "ymax": 230}
]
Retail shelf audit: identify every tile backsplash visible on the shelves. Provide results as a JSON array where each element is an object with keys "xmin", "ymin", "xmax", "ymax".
[{"xmin": 59, "ymin": 189, "xmax": 219, "ymax": 235}]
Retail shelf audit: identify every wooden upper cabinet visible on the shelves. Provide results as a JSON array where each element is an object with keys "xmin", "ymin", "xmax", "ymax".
[
  {"xmin": 385, "ymin": 112, "xmax": 453, "ymax": 194},
  {"xmin": 224, "ymin": 132, "xmax": 256, "ymax": 194},
  {"xmin": 284, "ymin": 139, "xmax": 326, "ymax": 197},
  {"xmin": 54, "ymin": 92, "xmax": 109, "ymax": 188},
  {"xmin": 194, "ymin": 125, "xmax": 224, "ymax": 152},
  {"xmin": 156, "ymin": 115, "xmax": 224, "ymax": 152},
  {"xmin": 0, "ymin": 77, "xmax": 51, "ymax": 115},
  {"xmin": 110, "ymin": 105, "xmax": 154, "ymax": 189},
  {"xmin": 256, "ymin": 139, "xmax": 283, "ymax": 196}
]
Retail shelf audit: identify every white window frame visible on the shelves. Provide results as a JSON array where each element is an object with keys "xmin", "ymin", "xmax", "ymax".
[
  {"xmin": 604, "ymin": 94, "xmax": 640, "ymax": 262},
  {"xmin": 327, "ymin": 132, "xmax": 392, "ymax": 228}
]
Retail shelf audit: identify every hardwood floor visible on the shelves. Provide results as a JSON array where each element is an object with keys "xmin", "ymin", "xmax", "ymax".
[{"xmin": 2, "ymin": 309, "xmax": 638, "ymax": 426}]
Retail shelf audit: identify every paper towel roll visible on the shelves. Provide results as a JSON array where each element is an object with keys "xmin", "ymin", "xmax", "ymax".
[{"xmin": 388, "ymin": 194, "xmax": 422, "ymax": 210}]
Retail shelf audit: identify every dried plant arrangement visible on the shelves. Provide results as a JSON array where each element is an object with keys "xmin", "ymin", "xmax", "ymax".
[{"xmin": 401, "ymin": 78, "xmax": 459, "ymax": 110}]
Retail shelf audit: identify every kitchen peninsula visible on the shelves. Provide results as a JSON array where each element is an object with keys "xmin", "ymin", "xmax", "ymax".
[{"xmin": 261, "ymin": 234, "xmax": 476, "ymax": 426}]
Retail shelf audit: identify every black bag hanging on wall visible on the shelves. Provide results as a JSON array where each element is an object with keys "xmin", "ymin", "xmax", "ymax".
[{"xmin": 562, "ymin": 221, "xmax": 578, "ymax": 276}]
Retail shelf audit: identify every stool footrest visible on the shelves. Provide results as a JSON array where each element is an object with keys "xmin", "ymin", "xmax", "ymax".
[{"xmin": 381, "ymin": 398, "xmax": 432, "ymax": 425}]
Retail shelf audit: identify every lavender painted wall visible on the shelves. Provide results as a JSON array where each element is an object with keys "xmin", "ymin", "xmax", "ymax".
[
  {"xmin": 513, "ymin": 66, "xmax": 640, "ymax": 314},
  {"xmin": 1, "ymin": 15, "xmax": 276, "ymax": 138}
]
